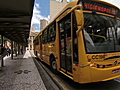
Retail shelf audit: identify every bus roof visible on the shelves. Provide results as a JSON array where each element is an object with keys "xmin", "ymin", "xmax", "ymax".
[
  {"xmin": 52, "ymin": 0, "xmax": 120, "ymax": 22},
  {"xmin": 34, "ymin": 0, "xmax": 120, "ymax": 41}
]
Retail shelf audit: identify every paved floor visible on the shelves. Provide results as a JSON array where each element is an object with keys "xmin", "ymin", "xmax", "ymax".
[{"xmin": 0, "ymin": 50, "xmax": 46, "ymax": 90}]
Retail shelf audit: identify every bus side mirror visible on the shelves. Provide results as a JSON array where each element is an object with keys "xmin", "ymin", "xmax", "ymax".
[{"xmin": 74, "ymin": 10, "xmax": 84, "ymax": 26}]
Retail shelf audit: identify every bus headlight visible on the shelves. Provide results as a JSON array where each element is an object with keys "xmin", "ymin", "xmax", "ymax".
[{"xmin": 90, "ymin": 63, "xmax": 106, "ymax": 68}]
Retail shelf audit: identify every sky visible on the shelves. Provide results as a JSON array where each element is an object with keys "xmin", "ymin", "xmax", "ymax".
[{"xmin": 31, "ymin": 0, "xmax": 120, "ymax": 31}]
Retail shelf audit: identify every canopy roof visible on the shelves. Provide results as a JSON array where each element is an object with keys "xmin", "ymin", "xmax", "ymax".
[{"xmin": 0, "ymin": 0, "xmax": 34, "ymax": 45}]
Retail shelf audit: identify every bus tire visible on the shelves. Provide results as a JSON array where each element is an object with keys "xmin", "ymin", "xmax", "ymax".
[{"xmin": 50, "ymin": 57, "xmax": 58, "ymax": 74}]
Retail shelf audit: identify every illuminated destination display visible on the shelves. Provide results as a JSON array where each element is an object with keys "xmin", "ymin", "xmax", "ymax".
[
  {"xmin": 81, "ymin": 0, "xmax": 119, "ymax": 15},
  {"xmin": 83, "ymin": 3, "xmax": 117, "ymax": 15}
]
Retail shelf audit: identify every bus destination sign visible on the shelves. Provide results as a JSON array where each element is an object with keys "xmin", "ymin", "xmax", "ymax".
[{"xmin": 82, "ymin": 1, "xmax": 119, "ymax": 15}]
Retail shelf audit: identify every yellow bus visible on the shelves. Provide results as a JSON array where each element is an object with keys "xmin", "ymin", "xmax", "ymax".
[{"xmin": 34, "ymin": 0, "xmax": 120, "ymax": 83}]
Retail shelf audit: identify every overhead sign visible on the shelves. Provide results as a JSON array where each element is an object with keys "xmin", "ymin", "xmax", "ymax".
[{"xmin": 81, "ymin": 0, "xmax": 119, "ymax": 16}]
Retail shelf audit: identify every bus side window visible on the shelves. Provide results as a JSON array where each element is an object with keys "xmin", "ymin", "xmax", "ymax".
[
  {"xmin": 48, "ymin": 22, "xmax": 56, "ymax": 42},
  {"xmin": 42, "ymin": 29, "xmax": 48, "ymax": 44},
  {"xmin": 36, "ymin": 37, "xmax": 39, "ymax": 45}
]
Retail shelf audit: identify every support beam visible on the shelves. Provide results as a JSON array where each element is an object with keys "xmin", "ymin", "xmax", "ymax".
[
  {"xmin": 1, "ymin": 35, "xmax": 4, "ymax": 67},
  {"xmin": 11, "ymin": 40, "xmax": 13, "ymax": 59},
  {"xmin": 18, "ymin": 43, "xmax": 20, "ymax": 55}
]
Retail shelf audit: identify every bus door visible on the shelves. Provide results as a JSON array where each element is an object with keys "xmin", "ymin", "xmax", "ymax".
[{"xmin": 58, "ymin": 14, "xmax": 72, "ymax": 73}]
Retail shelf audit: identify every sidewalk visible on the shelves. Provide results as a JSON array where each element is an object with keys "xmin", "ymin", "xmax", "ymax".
[{"xmin": 0, "ymin": 50, "xmax": 46, "ymax": 90}]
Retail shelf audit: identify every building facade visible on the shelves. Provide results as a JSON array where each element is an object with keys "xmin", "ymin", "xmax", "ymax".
[
  {"xmin": 30, "ymin": 24, "xmax": 36, "ymax": 31},
  {"xmin": 40, "ymin": 19, "xmax": 48, "ymax": 30},
  {"xmin": 28, "ymin": 31, "xmax": 39, "ymax": 50},
  {"xmin": 50, "ymin": 0, "xmax": 68, "ymax": 21},
  {"xmin": 28, "ymin": 25, "xmax": 39, "ymax": 50}
]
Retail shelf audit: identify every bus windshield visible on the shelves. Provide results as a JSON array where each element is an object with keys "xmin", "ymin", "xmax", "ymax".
[{"xmin": 83, "ymin": 13, "xmax": 120, "ymax": 53}]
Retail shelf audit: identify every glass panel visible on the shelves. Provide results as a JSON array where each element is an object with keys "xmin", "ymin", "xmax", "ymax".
[
  {"xmin": 83, "ymin": 13, "xmax": 120, "ymax": 53},
  {"xmin": 42, "ymin": 29, "xmax": 48, "ymax": 43},
  {"xmin": 58, "ymin": 14, "xmax": 72, "ymax": 72},
  {"xmin": 48, "ymin": 23, "xmax": 56, "ymax": 42}
]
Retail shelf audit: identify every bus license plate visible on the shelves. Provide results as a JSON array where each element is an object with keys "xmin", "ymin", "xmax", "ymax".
[{"xmin": 112, "ymin": 68, "xmax": 120, "ymax": 74}]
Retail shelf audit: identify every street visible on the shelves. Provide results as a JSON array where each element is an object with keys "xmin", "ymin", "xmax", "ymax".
[{"xmin": 38, "ymin": 58, "xmax": 120, "ymax": 90}]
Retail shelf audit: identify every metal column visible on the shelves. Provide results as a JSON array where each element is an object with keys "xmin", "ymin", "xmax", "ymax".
[
  {"xmin": 11, "ymin": 40, "xmax": 13, "ymax": 59},
  {"xmin": 1, "ymin": 35, "xmax": 4, "ymax": 67}
]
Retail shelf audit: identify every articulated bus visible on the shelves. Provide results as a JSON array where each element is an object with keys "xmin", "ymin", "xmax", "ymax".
[{"xmin": 34, "ymin": 0, "xmax": 120, "ymax": 83}]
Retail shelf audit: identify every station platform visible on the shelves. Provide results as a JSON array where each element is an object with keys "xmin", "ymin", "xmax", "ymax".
[{"xmin": 0, "ymin": 50, "xmax": 47, "ymax": 90}]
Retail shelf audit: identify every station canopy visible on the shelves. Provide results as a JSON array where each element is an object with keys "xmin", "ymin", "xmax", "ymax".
[{"xmin": 0, "ymin": 0, "xmax": 34, "ymax": 46}]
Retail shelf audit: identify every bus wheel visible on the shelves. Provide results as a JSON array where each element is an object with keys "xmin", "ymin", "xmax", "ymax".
[{"xmin": 50, "ymin": 57, "xmax": 58, "ymax": 74}]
